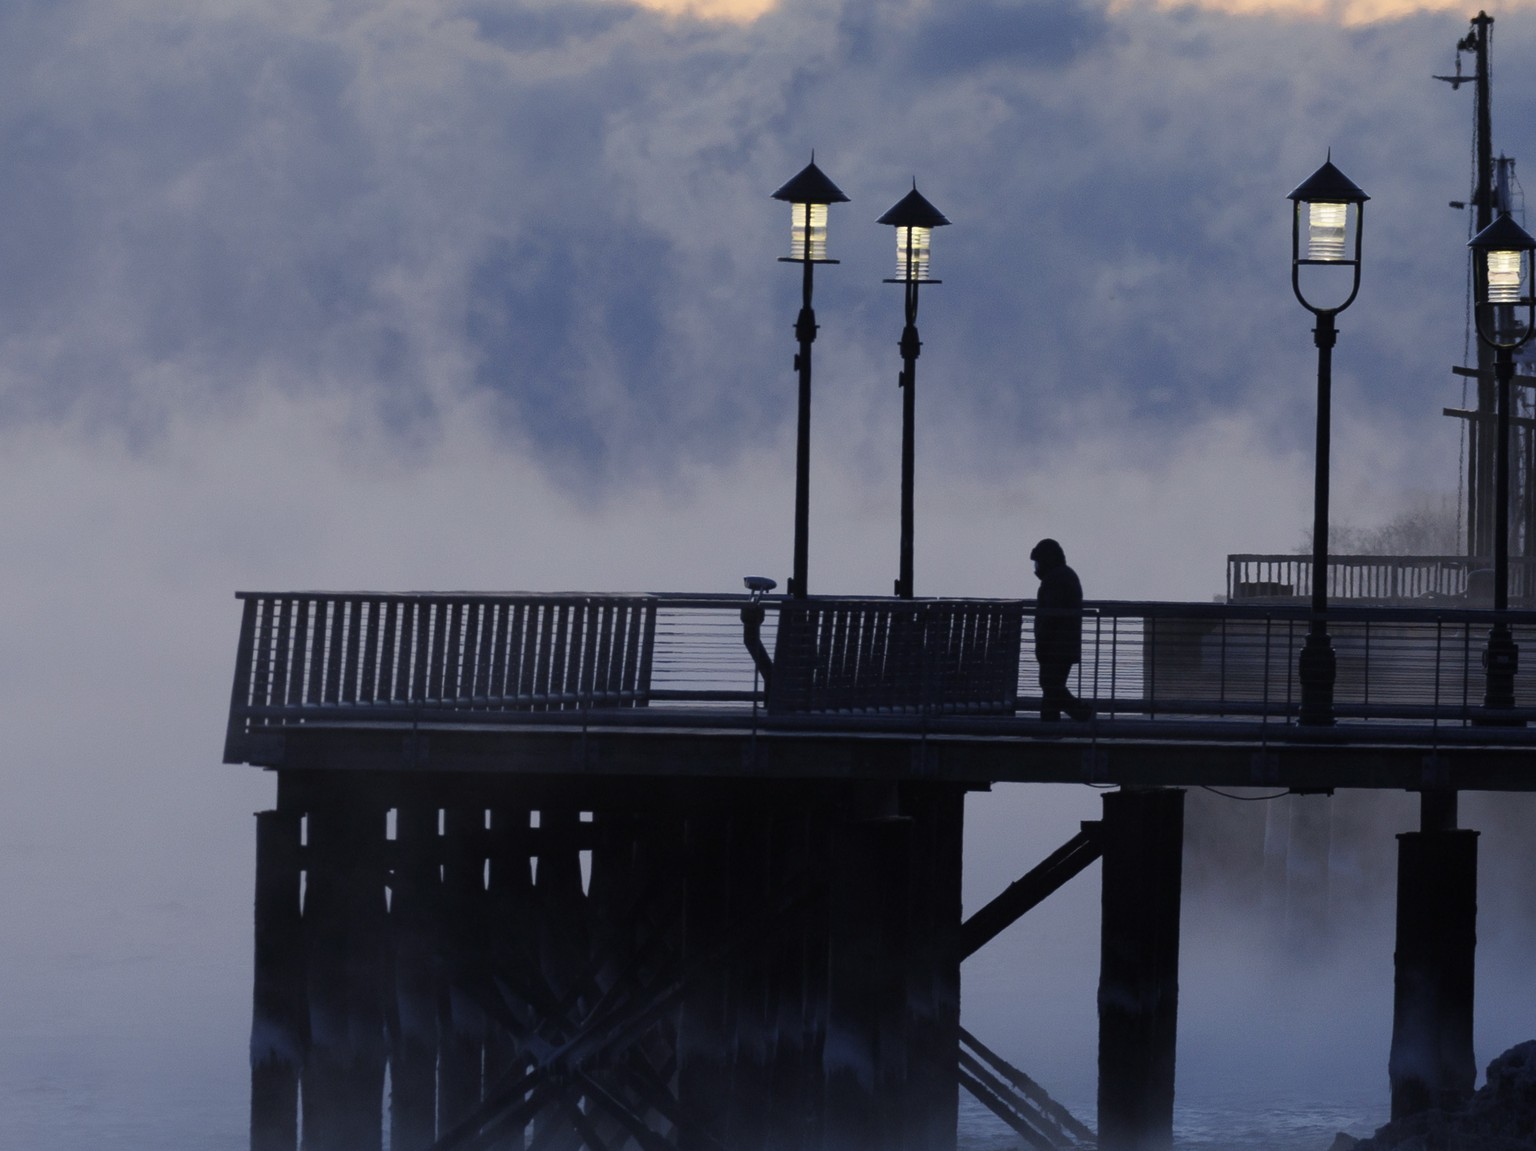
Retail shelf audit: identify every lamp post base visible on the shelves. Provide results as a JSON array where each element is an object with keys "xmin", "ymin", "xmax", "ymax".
[
  {"xmin": 1481, "ymin": 625, "xmax": 1520, "ymax": 718},
  {"xmin": 1298, "ymin": 628, "xmax": 1337, "ymax": 726}
]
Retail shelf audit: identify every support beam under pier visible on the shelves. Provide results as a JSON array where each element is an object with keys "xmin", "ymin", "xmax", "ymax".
[
  {"xmin": 1098, "ymin": 787, "xmax": 1184, "ymax": 1151},
  {"xmin": 248, "ymin": 773, "xmax": 977, "ymax": 1151}
]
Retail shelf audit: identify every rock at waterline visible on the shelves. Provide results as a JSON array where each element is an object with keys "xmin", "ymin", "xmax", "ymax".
[{"xmin": 1329, "ymin": 1041, "xmax": 1536, "ymax": 1151}]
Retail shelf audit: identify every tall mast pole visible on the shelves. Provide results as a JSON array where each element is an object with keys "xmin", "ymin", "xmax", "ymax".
[
  {"xmin": 1472, "ymin": 11, "xmax": 1495, "ymax": 559},
  {"xmin": 1473, "ymin": 12, "xmax": 1493, "ymax": 233}
]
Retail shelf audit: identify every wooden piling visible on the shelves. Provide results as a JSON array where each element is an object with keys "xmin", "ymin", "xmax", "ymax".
[
  {"xmin": 726, "ymin": 809, "xmax": 774, "ymax": 1151},
  {"xmin": 250, "ymin": 809, "xmax": 306, "ymax": 1151},
  {"xmin": 579, "ymin": 809, "xmax": 642, "ymax": 1151},
  {"xmin": 302, "ymin": 791, "xmax": 390, "ymax": 1151},
  {"xmin": 537, "ymin": 804, "xmax": 592, "ymax": 1144},
  {"xmin": 388, "ymin": 798, "xmax": 440, "ymax": 1151},
  {"xmin": 1389, "ymin": 828, "xmax": 1478, "ymax": 1119},
  {"xmin": 765, "ymin": 807, "xmax": 820, "ymax": 1151},
  {"xmin": 438, "ymin": 805, "xmax": 488, "ymax": 1133},
  {"xmin": 824, "ymin": 812, "xmax": 914, "ymax": 1151},
  {"xmin": 1098, "ymin": 787, "xmax": 1184, "ymax": 1151},
  {"xmin": 535, "ymin": 806, "xmax": 591, "ymax": 1016},
  {"xmin": 902, "ymin": 783, "xmax": 965, "ymax": 1151},
  {"xmin": 482, "ymin": 805, "xmax": 533, "ymax": 1111},
  {"xmin": 797, "ymin": 805, "xmax": 833, "ymax": 1151},
  {"xmin": 677, "ymin": 811, "xmax": 734, "ymax": 1151},
  {"xmin": 622, "ymin": 810, "xmax": 688, "ymax": 1145}
]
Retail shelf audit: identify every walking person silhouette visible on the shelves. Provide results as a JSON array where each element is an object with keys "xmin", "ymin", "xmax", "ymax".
[{"xmin": 1031, "ymin": 538, "xmax": 1094, "ymax": 722}]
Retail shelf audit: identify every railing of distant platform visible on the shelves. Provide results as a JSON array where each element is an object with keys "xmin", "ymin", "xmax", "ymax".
[
  {"xmin": 225, "ymin": 592, "xmax": 1536, "ymax": 763},
  {"xmin": 1227, "ymin": 554, "xmax": 1536, "ymax": 603}
]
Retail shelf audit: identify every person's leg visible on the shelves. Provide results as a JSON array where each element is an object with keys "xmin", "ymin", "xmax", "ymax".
[
  {"xmin": 1064, "ymin": 686, "xmax": 1094, "ymax": 722},
  {"xmin": 1039, "ymin": 662, "xmax": 1069, "ymax": 721},
  {"xmin": 1042, "ymin": 661, "xmax": 1094, "ymax": 721}
]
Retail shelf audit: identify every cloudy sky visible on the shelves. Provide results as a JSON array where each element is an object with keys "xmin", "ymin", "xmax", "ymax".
[{"xmin": 5, "ymin": 0, "xmax": 1536, "ymax": 1146}]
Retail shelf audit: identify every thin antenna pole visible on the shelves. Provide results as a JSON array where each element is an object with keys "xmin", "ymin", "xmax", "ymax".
[{"xmin": 1472, "ymin": 11, "xmax": 1496, "ymax": 558}]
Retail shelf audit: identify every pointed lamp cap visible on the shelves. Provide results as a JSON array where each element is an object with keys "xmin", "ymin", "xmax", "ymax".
[
  {"xmin": 1469, "ymin": 211, "xmax": 1536, "ymax": 254},
  {"xmin": 771, "ymin": 158, "xmax": 850, "ymax": 205},
  {"xmin": 877, "ymin": 183, "xmax": 951, "ymax": 228},
  {"xmin": 1287, "ymin": 155, "xmax": 1369, "ymax": 204}
]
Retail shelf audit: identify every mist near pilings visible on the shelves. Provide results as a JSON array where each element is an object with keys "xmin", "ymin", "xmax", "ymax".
[{"xmin": 960, "ymin": 784, "xmax": 1536, "ymax": 1138}]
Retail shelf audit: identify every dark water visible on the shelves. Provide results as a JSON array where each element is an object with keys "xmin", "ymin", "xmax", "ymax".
[
  {"xmin": 0, "ymin": 1036, "xmax": 1384, "ymax": 1151},
  {"xmin": 957, "ymin": 1089, "xmax": 1388, "ymax": 1151},
  {"xmin": 0, "ymin": 1034, "xmax": 247, "ymax": 1150}
]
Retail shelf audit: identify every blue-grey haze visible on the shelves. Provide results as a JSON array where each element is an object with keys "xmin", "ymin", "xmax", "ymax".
[{"xmin": 3, "ymin": 1, "xmax": 1536, "ymax": 1147}]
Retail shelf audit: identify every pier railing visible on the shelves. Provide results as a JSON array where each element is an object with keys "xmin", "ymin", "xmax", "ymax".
[
  {"xmin": 1227, "ymin": 553, "xmax": 1536, "ymax": 603},
  {"xmin": 767, "ymin": 598, "xmax": 1022, "ymax": 715},
  {"xmin": 225, "ymin": 591, "xmax": 1536, "ymax": 763},
  {"xmin": 225, "ymin": 592, "xmax": 664, "ymax": 761}
]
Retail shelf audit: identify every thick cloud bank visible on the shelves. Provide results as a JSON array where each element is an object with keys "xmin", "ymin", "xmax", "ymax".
[{"xmin": 0, "ymin": 0, "xmax": 1516, "ymax": 539}]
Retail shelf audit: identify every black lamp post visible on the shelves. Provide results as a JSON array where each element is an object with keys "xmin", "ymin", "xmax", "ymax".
[
  {"xmin": 772, "ymin": 158, "xmax": 849, "ymax": 601},
  {"xmin": 1287, "ymin": 156, "xmax": 1368, "ymax": 726},
  {"xmin": 878, "ymin": 182, "xmax": 950, "ymax": 600},
  {"xmin": 1468, "ymin": 211, "xmax": 1536, "ymax": 711}
]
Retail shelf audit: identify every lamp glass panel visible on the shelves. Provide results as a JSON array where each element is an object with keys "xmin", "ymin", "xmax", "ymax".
[
  {"xmin": 1486, "ymin": 248, "xmax": 1524, "ymax": 304},
  {"xmin": 791, "ymin": 202, "xmax": 829, "ymax": 261},
  {"xmin": 896, "ymin": 225, "xmax": 932, "ymax": 281},
  {"xmin": 1306, "ymin": 201, "xmax": 1349, "ymax": 262}
]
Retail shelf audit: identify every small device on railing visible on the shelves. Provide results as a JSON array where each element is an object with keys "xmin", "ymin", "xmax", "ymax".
[
  {"xmin": 740, "ymin": 577, "xmax": 777, "ymax": 693},
  {"xmin": 744, "ymin": 575, "xmax": 778, "ymax": 600}
]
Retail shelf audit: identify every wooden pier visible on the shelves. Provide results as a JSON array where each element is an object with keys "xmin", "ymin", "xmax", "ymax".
[{"xmin": 225, "ymin": 589, "xmax": 1536, "ymax": 1151}]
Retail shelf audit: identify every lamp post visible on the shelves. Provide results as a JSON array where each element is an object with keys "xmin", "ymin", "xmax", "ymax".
[
  {"xmin": 878, "ymin": 182, "xmax": 950, "ymax": 600},
  {"xmin": 1468, "ymin": 211, "xmax": 1536, "ymax": 711},
  {"xmin": 1287, "ymin": 156, "xmax": 1368, "ymax": 726},
  {"xmin": 772, "ymin": 158, "xmax": 849, "ymax": 600}
]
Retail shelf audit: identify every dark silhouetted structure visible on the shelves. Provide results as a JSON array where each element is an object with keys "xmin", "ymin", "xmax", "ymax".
[
  {"xmin": 1287, "ymin": 154, "xmax": 1368, "ymax": 727},
  {"xmin": 224, "ymin": 588, "xmax": 1536, "ymax": 1151},
  {"xmin": 878, "ymin": 183, "xmax": 950, "ymax": 600},
  {"xmin": 1031, "ymin": 538, "xmax": 1093, "ymax": 722},
  {"xmin": 772, "ymin": 158, "xmax": 848, "ymax": 600}
]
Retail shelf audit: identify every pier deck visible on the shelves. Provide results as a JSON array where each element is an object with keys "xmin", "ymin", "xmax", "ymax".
[{"xmin": 225, "ymin": 589, "xmax": 1536, "ymax": 792}]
